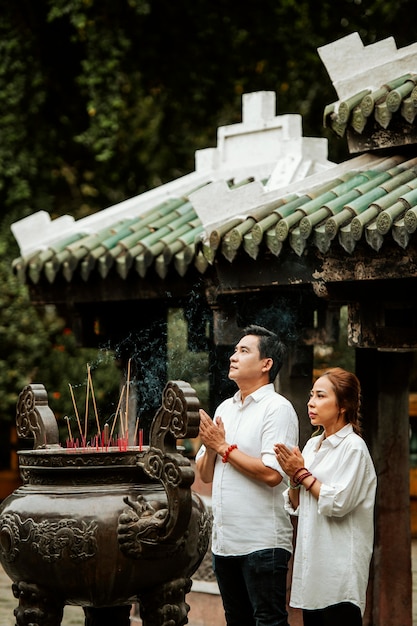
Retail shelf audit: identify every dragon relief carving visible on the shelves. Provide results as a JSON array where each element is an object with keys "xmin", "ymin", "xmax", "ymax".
[
  {"xmin": 0, "ymin": 513, "xmax": 97, "ymax": 563},
  {"xmin": 117, "ymin": 380, "xmax": 201, "ymax": 557}
]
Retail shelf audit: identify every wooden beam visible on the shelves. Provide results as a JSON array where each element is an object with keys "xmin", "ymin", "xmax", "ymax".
[
  {"xmin": 317, "ymin": 242, "xmax": 417, "ymax": 285},
  {"xmin": 347, "ymin": 117, "xmax": 417, "ymax": 153}
]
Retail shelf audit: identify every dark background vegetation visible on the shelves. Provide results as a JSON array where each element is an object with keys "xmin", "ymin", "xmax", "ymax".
[{"xmin": 0, "ymin": 0, "xmax": 416, "ymax": 459}]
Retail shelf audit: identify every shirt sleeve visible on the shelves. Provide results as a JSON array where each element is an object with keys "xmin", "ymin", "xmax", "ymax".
[
  {"xmin": 195, "ymin": 444, "xmax": 206, "ymax": 462},
  {"xmin": 317, "ymin": 445, "xmax": 376, "ymax": 518},
  {"xmin": 261, "ymin": 401, "xmax": 299, "ymax": 477},
  {"xmin": 283, "ymin": 486, "xmax": 300, "ymax": 516}
]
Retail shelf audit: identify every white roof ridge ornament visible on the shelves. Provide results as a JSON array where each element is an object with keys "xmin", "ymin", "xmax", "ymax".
[
  {"xmin": 11, "ymin": 91, "xmax": 333, "ymax": 257},
  {"xmin": 318, "ymin": 32, "xmax": 417, "ymax": 102},
  {"xmin": 11, "ymin": 212, "xmax": 77, "ymax": 258}
]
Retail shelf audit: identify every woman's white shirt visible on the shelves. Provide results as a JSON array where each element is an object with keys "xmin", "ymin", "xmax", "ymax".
[{"xmin": 284, "ymin": 424, "xmax": 377, "ymax": 615}]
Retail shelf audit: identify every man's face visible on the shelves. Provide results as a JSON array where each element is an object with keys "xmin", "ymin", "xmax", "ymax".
[{"xmin": 228, "ymin": 334, "xmax": 269, "ymax": 384}]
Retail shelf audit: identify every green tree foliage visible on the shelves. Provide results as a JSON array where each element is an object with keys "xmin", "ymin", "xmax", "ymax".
[
  {"xmin": 1, "ymin": 0, "xmax": 417, "ymax": 224},
  {"xmin": 313, "ymin": 306, "xmax": 355, "ymax": 375},
  {"xmin": 0, "ymin": 212, "xmax": 120, "ymax": 451},
  {"xmin": 0, "ymin": 0, "xmax": 416, "ymax": 453},
  {"xmin": 34, "ymin": 319, "xmax": 121, "ymax": 441},
  {"xmin": 167, "ymin": 308, "xmax": 209, "ymax": 410},
  {"xmin": 0, "ymin": 237, "xmax": 49, "ymax": 419}
]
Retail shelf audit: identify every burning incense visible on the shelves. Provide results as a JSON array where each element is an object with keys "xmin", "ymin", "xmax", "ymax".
[
  {"xmin": 64, "ymin": 416, "xmax": 72, "ymax": 442},
  {"xmin": 103, "ymin": 423, "xmax": 109, "ymax": 448},
  {"xmin": 65, "ymin": 365, "xmax": 135, "ymax": 452}
]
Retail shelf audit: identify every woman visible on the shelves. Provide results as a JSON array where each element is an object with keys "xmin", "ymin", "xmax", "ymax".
[{"xmin": 274, "ymin": 367, "xmax": 377, "ymax": 626}]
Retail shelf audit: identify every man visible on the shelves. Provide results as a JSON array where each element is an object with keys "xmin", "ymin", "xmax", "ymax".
[{"xmin": 196, "ymin": 324, "xmax": 299, "ymax": 626}]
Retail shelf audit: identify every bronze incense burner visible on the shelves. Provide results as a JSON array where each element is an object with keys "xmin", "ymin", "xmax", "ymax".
[{"xmin": 0, "ymin": 381, "xmax": 210, "ymax": 626}]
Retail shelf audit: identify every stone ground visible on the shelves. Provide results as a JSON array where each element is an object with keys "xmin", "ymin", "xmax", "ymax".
[{"xmin": 1, "ymin": 544, "xmax": 417, "ymax": 625}]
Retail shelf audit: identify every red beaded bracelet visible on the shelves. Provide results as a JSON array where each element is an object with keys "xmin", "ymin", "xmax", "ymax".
[
  {"xmin": 305, "ymin": 477, "xmax": 317, "ymax": 492},
  {"xmin": 294, "ymin": 470, "xmax": 312, "ymax": 485},
  {"xmin": 222, "ymin": 444, "xmax": 238, "ymax": 463},
  {"xmin": 293, "ymin": 467, "xmax": 308, "ymax": 481}
]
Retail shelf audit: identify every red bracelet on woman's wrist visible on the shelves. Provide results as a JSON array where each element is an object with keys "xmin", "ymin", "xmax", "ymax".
[
  {"xmin": 294, "ymin": 470, "xmax": 312, "ymax": 485},
  {"xmin": 222, "ymin": 444, "xmax": 238, "ymax": 463},
  {"xmin": 305, "ymin": 477, "xmax": 317, "ymax": 491},
  {"xmin": 293, "ymin": 467, "xmax": 308, "ymax": 481}
]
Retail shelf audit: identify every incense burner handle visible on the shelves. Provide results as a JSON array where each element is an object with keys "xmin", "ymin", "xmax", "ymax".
[
  {"xmin": 135, "ymin": 380, "xmax": 200, "ymax": 545},
  {"xmin": 16, "ymin": 384, "xmax": 60, "ymax": 449},
  {"xmin": 143, "ymin": 380, "xmax": 199, "ymax": 543}
]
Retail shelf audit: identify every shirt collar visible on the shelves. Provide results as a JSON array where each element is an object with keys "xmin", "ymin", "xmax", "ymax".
[
  {"xmin": 233, "ymin": 382, "xmax": 274, "ymax": 404},
  {"xmin": 314, "ymin": 423, "xmax": 354, "ymax": 450}
]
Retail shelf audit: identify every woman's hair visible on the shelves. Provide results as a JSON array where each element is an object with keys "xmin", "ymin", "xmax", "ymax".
[{"xmin": 320, "ymin": 367, "xmax": 362, "ymax": 436}]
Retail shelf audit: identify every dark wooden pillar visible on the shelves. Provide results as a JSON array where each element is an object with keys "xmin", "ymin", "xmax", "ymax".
[
  {"xmin": 279, "ymin": 344, "xmax": 313, "ymax": 626},
  {"xmin": 208, "ymin": 344, "xmax": 236, "ymax": 413},
  {"xmin": 208, "ymin": 306, "xmax": 240, "ymax": 413},
  {"xmin": 356, "ymin": 348, "xmax": 412, "ymax": 626},
  {"xmin": 279, "ymin": 344, "xmax": 314, "ymax": 448}
]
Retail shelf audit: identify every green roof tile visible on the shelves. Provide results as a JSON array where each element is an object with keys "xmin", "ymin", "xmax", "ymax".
[
  {"xmin": 326, "ymin": 73, "xmax": 417, "ymax": 137},
  {"xmin": 11, "ymin": 152, "xmax": 417, "ymax": 285}
]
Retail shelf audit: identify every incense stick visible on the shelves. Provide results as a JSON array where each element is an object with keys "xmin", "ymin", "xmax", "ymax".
[
  {"xmin": 64, "ymin": 415, "xmax": 72, "ymax": 441},
  {"xmin": 87, "ymin": 364, "xmax": 101, "ymax": 437},
  {"xmin": 133, "ymin": 417, "xmax": 139, "ymax": 446},
  {"xmin": 103, "ymin": 423, "xmax": 109, "ymax": 447},
  {"xmin": 69, "ymin": 383, "xmax": 83, "ymax": 439},
  {"xmin": 125, "ymin": 358, "xmax": 131, "ymax": 438},
  {"xmin": 84, "ymin": 369, "xmax": 90, "ymax": 443},
  {"xmin": 110, "ymin": 384, "xmax": 126, "ymax": 441}
]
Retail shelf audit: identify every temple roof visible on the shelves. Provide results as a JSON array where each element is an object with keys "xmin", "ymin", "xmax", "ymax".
[
  {"xmin": 11, "ymin": 34, "xmax": 417, "ymax": 289},
  {"xmin": 12, "ymin": 150, "xmax": 417, "ymax": 285},
  {"xmin": 11, "ymin": 91, "xmax": 334, "ymax": 285},
  {"xmin": 319, "ymin": 32, "xmax": 417, "ymax": 147}
]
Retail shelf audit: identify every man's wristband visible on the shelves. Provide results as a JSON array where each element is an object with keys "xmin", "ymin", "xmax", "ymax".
[{"xmin": 222, "ymin": 444, "xmax": 238, "ymax": 463}]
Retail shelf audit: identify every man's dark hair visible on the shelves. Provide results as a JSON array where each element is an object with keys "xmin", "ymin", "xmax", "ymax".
[{"xmin": 240, "ymin": 324, "xmax": 287, "ymax": 382}]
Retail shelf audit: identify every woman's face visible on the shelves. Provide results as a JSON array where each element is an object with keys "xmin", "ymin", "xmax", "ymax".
[{"xmin": 307, "ymin": 375, "xmax": 346, "ymax": 435}]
